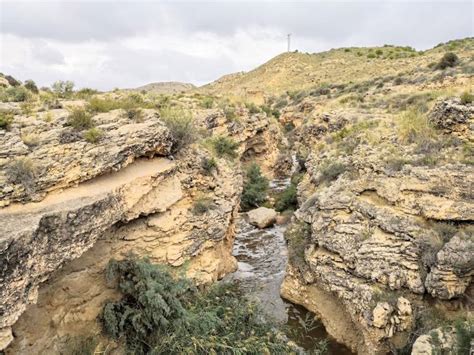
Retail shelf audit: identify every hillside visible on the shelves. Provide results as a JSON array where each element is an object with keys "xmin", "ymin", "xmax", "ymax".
[
  {"xmin": 131, "ymin": 81, "xmax": 196, "ymax": 94},
  {"xmin": 201, "ymin": 38, "xmax": 474, "ymax": 96}
]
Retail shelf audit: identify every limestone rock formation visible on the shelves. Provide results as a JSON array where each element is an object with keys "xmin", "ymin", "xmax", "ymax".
[{"xmin": 0, "ymin": 108, "xmax": 173, "ymax": 206}]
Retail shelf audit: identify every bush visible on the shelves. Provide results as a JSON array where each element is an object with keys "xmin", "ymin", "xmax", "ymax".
[
  {"xmin": 223, "ymin": 105, "xmax": 237, "ymax": 121},
  {"xmin": 245, "ymin": 102, "xmax": 261, "ymax": 114},
  {"xmin": 201, "ymin": 156, "xmax": 217, "ymax": 175},
  {"xmin": 318, "ymin": 161, "xmax": 347, "ymax": 183},
  {"xmin": 52, "ymin": 80, "xmax": 74, "ymax": 98},
  {"xmin": 211, "ymin": 136, "xmax": 239, "ymax": 159},
  {"xmin": 1, "ymin": 86, "xmax": 30, "ymax": 102},
  {"xmin": 67, "ymin": 108, "xmax": 94, "ymax": 130},
  {"xmin": 434, "ymin": 52, "xmax": 459, "ymax": 70},
  {"xmin": 160, "ymin": 107, "xmax": 196, "ymax": 153},
  {"xmin": 0, "ymin": 112, "xmax": 13, "ymax": 129},
  {"xmin": 83, "ymin": 127, "xmax": 103, "ymax": 143},
  {"xmin": 4, "ymin": 75, "xmax": 20, "ymax": 87},
  {"xmin": 192, "ymin": 196, "xmax": 213, "ymax": 215},
  {"xmin": 240, "ymin": 163, "xmax": 268, "ymax": 211},
  {"xmin": 200, "ymin": 96, "xmax": 214, "ymax": 108},
  {"xmin": 460, "ymin": 91, "xmax": 473, "ymax": 104},
  {"xmin": 274, "ymin": 183, "xmax": 298, "ymax": 212},
  {"xmin": 124, "ymin": 108, "xmax": 143, "ymax": 121},
  {"xmin": 6, "ymin": 158, "xmax": 38, "ymax": 195},
  {"xmin": 24, "ymin": 80, "xmax": 39, "ymax": 94},
  {"xmin": 75, "ymin": 88, "xmax": 99, "ymax": 99},
  {"xmin": 101, "ymin": 256, "xmax": 293, "ymax": 354}
]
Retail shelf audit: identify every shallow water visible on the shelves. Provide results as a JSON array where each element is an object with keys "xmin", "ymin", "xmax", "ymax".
[
  {"xmin": 227, "ymin": 214, "xmax": 353, "ymax": 354},
  {"xmin": 226, "ymin": 167, "xmax": 353, "ymax": 354}
]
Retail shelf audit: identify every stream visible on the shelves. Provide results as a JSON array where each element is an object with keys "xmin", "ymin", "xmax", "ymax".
[{"xmin": 226, "ymin": 173, "xmax": 353, "ymax": 354}]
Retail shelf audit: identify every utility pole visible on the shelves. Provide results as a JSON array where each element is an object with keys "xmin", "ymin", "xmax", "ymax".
[{"xmin": 287, "ymin": 33, "xmax": 291, "ymax": 52}]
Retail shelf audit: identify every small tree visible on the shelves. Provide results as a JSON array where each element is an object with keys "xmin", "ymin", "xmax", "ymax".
[
  {"xmin": 24, "ymin": 80, "xmax": 39, "ymax": 94},
  {"xmin": 52, "ymin": 80, "xmax": 75, "ymax": 98},
  {"xmin": 240, "ymin": 163, "xmax": 269, "ymax": 211},
  {"xmin": 434, "ymin": 52, "xmax": 459, "ymax": 70}
]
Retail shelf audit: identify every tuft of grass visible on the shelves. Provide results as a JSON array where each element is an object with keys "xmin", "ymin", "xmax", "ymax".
[
  {"xmin": 460, "ymin": 91, "xmax": 473, "ymax": 105},
  {"xmin": 0, "ymin": 112, "xmax": 14, "ymax": 129},
  {"xmin": 21, "ymin": 133, "xmax": 40, "ymax": 147},
  {"xmin": 192, "ymin": 196, "xmax": 213, "ymax": 215},
  {"xmin": 160, "ymin": 106, "xmax": 196, "ymax": 153},
  {"xmin": 397, "ymin": 109, "xmax": 436, "ymax": 145},
  {"xmin": 201, "ymin": 156, "xmax": 217, "ymax": 175},
  {"xmin": 83, "ymin": 127, "xmax": 103, "ymax": 143},
  {"xmin": 67, "ymin": 108, "xmax": 94, "ymax": 130},
  {"xmin": 6, "ymin": 157, "xmax": 38, "ymax": 196}
]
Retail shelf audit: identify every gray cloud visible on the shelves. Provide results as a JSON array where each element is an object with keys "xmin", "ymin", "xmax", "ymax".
[{"xmin": 1, "ymin": 1, "xmax": 472, "ymax": 90}]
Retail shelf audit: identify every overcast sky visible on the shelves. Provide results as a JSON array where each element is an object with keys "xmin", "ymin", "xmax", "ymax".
[{"xmin": 0, "ymin": 1, "xmax": 472, "ymax": 90}]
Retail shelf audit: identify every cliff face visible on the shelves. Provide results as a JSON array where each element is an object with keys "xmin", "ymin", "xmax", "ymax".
[
  {"xmin": 0, "ymin": 99, "xmax": 282, "ymax": 352},
  {"xmin": 281, "ymin": 94, "xmax": 473, "ymax": 353}
]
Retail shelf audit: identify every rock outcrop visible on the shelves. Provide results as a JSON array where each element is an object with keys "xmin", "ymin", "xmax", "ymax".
[
  {"xmin": 1, "ymin": 97, "xmax": 283, "ymax": 352},
  {"xmin": 0, "ymin": 108, "xmax": 173, "ymax": 206},
  {"xmin": 281, "ymin": 98, "xmax": 474, "ymax": 354}
]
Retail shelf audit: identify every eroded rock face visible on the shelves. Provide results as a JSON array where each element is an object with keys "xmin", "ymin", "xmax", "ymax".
[
  {"xmin": 1, "ymin": 100, "xmax": 283, "ymax": 352},
  {"xmin": 428, "ymin": 97, "xmax": 473, "ymax": 132},
  {"xmin": 281, "ymin": 103, "xmax": 473, "ymax": 353},
  {"xmin": 0, "ymin": 109, "xmax": 173, "ymax": 206}
]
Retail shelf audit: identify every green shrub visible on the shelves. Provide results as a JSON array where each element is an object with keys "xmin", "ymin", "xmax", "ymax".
[
  {"xmin": 223, "ymin": 105, "xmax": 237, "ymax": 121},
  {"xmin": 274, "ymin": 183, "xmax": 298, "ymax": 212},
  {"xmin": 67, "ymin": 108, "xmax": 94, "ymax": 130},
  {"xmin": 0, "ymin": 112, "xmax": 13, "ymax": 129},
  {"xmin": 87, "ymin": 96, "xmax": 145, "ymax": 113},
  {"xmin": 101, "ymin": 256, "xmax": 293, "ymax": 354},
  {"xmin": 367, "ymin": 53, "xmax": 376, "ymax": 59},
  {"xmin": 240, "ymin": 163, "xmax": 268, "ymax": 211},
  {"xmin": 160, "ymin": 107, "xmax": 196, "ymax": 153},
  {"xmin": 75, "ymin": 88, "xmax": 99, "ymax": 99},
  {"xmin": 83, "ymin": 127, "xmax": 103, "ymax": 143},
  {"xmin": 318, "ymin": 161, "xmax": 347, "ymax": 183},
  {"xmin": 245, "ymin": 102, "xmax": 261, "ymax": 114},
  {"xmin": 375, "ymin": 49, "xmax": 383, "ymax": 56},
  {"xmin": 455, "ymin": 319, "xmax": 474, "ymax": 355},
  {"xmin": 211, "ymin": 136, "xmax": 239, "ymax": 159},
  {"xmin": 200, "ymin": 96, "xmax": 214, "ymax": 108},
  {"xmin": 1, "ymin": 86, "xmax": 30, "ymax": 102},
  {"xmin": 460, "ymin": 91, "xmax": 473, "ymax": 104},
  {"xmin": 6, "ymin": 157, "xmax": 38, "ymax": 195},
  {"xmin": 201, "ymin": 156, "xmax": 217, "ymax": 175},
  {"xmin": 52, "ymin": 80, "xmax": 74, "ymax": 98},
  {"xmin": 435, "ymin": 52, "xmax": 459, "ymax": 70},
  {"xmin": 24, "ymin": 80, "xmax": 39, "ymax": 94}
]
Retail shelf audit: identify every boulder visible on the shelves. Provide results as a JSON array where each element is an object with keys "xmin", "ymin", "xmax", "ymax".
[{"xmin": 247, "ymin": 207, "xmax": 277, "ymax": 228}]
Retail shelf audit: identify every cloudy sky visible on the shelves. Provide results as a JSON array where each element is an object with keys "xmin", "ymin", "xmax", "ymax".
[{"xmin": 0, "ymin": 1, "xmax": 472, "ymax": 90}]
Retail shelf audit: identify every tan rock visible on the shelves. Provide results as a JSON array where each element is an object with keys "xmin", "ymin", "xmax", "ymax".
[{"xmin": 248, "ymin": 207, "xmax": 277, "ymax": 228}]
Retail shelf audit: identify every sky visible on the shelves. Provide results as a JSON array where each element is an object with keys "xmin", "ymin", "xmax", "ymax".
[{"xmin": 0, "ymin": 0, "xmax": 472, "ymax": 91}]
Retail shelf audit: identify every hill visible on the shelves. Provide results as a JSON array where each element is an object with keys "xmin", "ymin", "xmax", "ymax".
[
  {"xmin": 132, "ymin": 81, "xmax": 196, "ymax": 94},
  {"xmin": 201, "ymin": 38, "xmax": 474, "ymax": 96}
]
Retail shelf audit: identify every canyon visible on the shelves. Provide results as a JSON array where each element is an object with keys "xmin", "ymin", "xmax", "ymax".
[{"xmin": 0, "ymin": 38, "xmax": 473, "ymax": 354}]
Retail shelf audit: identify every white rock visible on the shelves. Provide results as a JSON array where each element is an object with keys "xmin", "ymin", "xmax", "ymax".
[{"xmin": 247, "ymin": 207, "xmax": 277, "ymax": 228}]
